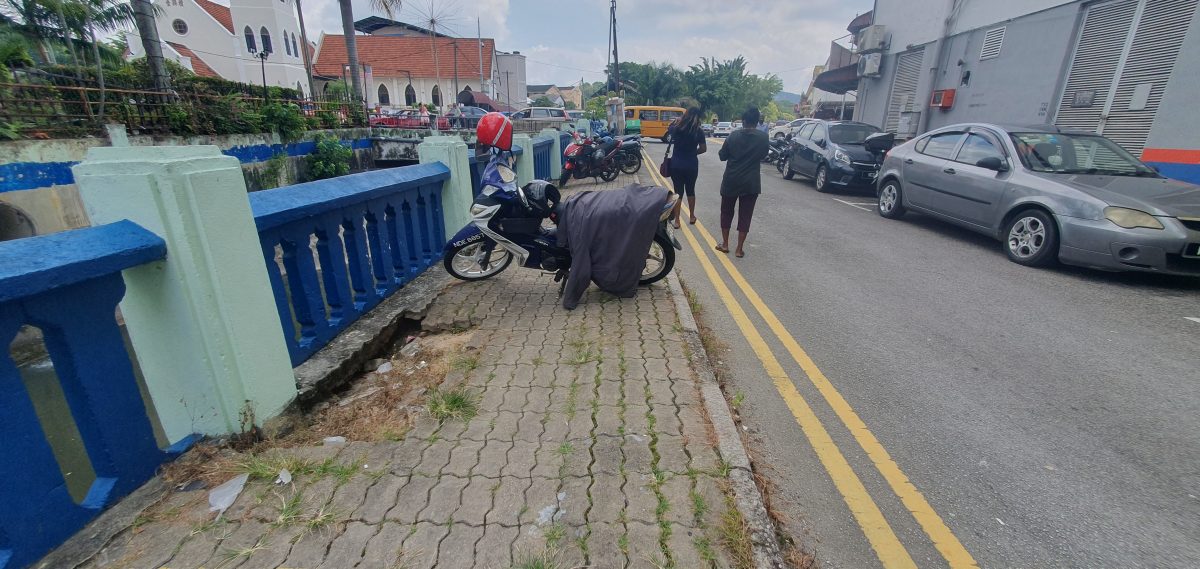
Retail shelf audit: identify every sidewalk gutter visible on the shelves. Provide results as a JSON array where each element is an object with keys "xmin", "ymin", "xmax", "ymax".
[{"xmin": 667, "ymin": 270, "xmax": 786, "ymax": 569}]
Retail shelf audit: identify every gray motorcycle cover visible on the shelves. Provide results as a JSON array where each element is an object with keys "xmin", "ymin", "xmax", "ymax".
[{"xmin": 557, "ymin": 183, "xmax": 670, "ymax": 310}]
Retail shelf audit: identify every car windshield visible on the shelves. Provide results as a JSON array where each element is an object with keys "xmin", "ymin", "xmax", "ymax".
[
  {"xmin": 829, "ymin": 124, "xmax": 881, "ymax": 145},
  {"xmin": 717, "ymin": 122, "xmax": 731, "ymax": 127},
  {"xmin": 1010, "ymin": 132, "xmax": 1157, "ymax": 176}
]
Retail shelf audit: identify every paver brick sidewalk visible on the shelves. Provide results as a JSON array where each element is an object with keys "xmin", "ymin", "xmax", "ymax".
[{"xmin": 73, "ymin": 175, "xmax": 742, "ymax": 569}]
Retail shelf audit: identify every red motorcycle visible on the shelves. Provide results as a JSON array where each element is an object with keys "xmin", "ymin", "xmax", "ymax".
[{"xmin": 559, "ymin": 131, "xmax": 621, "ymax": 188}]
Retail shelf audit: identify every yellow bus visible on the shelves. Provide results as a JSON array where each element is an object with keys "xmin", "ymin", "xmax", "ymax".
[{"xmin": 625, "ymin": 106, "xmax": 686, "ymax": 140}]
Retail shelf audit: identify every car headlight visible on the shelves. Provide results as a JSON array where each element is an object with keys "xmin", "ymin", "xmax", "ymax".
[
  {"xmin": 832, "ymin": 148, "xmax": 851, "ymax": 164},
  {"xmin": 1104, "ymin": 207, "xmax": 1164, "ymax": 230}
]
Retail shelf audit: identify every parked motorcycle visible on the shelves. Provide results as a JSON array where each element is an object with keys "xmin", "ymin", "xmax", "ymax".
[
  {"xmin": 443, "ymin": 151, "xmax": 680, "ymax": 291},
  {"xmin": 559, "ymin": 132, "xmax": 621, "ymax": 187},
  {"xmin": 767, "ymin": 134, "xmax": 790, "ymax": 165},
  {"xmin": 616, "ymin": 135, "xmax": 644, "ymax": 174}
]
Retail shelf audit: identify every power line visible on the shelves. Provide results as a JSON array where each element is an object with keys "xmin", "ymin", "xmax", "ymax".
[{"xmin": 523, "ymin": 57, "xmax": 604, "ymax": 75}]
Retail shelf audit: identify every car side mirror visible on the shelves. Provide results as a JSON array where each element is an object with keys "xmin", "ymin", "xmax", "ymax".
[{"xmin": 976, "ymin": 156, "xmax": 1010, "ymax": 172}]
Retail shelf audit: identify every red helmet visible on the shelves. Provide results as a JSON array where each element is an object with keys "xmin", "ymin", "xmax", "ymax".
[{"xmin": 477, "ymin": 112, "xmax": 514, "ymax": 151}]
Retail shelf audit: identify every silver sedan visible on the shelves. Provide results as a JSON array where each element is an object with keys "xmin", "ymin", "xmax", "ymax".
[{"xmin": 875, "ymin": 123, "xmax": 1200, "ymax": 276}]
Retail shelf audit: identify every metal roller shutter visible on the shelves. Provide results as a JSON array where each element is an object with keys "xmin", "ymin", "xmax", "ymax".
[
  {"xmin": 1056, "ymin": 0, "xmax": 1199, "ymax": 156},
  {"xmin": 884, "ymin": 48, "xmax": 924, "ymax": 135},
  {"xmin": 1105, "ymin": 0, "xmax": 1199, "ymax": 156},
  {"xmin": 1055, "ymin": 0, "xmax": 1138, "ymax": 133}
]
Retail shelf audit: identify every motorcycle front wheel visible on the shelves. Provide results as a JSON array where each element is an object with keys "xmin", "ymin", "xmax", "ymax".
[
  {"xmin": 775, "ymin": 156, "xmax": 786, "ymax": 174},
  {"xmin": 638, "ymin": 233, "xmax": 675, "ymax": 286},
  {"xmin": 599, "ymin": 162, "xmax": 621, "ymax": 182},
  {"xmin": 558, "ymin": 169, "xmax": 571, "ymax": 188},
  {"xmin": 443, "ymin": 240, "xmax": 513, "ymax": 281},
  {"xmin": 620, "ymin": 151, "xmax": 643, "ymax": 174}
]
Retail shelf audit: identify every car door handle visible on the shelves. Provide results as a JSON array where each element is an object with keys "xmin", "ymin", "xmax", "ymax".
[
  {"xmin": 904, "ymin": 158, "xmax": 914, "ymax": 164},
  {"xmin": 943, "ymin": 167, "xmax": 956, "ymax": 174}
]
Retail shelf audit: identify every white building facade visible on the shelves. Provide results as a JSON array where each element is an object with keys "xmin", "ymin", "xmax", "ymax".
[{"xmin": 128, "ymin": 0, "xmax": 311, "ymax": 96}]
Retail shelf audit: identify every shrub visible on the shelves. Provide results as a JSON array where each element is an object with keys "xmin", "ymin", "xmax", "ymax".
[
  {"xmin": 263, "ymin": 102, "xmax": 306, "ymax": 143},
  {"xmin": 307, "ymin": 134, "xmax": 352, "ymax": 180},
  {"xmin": 164, "ymin": 103, "xmax": 195, "ymax": 135}
]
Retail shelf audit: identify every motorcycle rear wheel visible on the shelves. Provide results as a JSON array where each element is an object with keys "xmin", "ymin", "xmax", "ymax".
[
  {"xmin": 620, "ymin": 152, "xmax": 643, "ymax": 174},
  {"xmin": 558, "ymin": 170, "xmax": 571, "ymax": 188},
  {"xmin": 444, "ymin": 241, "xmax": 513, "ymax": 281},
  {"xmin": 638, "ymin": 233, "xmax": 675, "ymax": 286}
]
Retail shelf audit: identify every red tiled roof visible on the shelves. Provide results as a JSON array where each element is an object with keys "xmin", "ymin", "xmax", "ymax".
[
  {"xmin": 195, "ymin": 0, "xmax": 234, "ymax": 34},
  {"xmin": 168, "ymin": 42, "xmax": 220, "ymax": 78},
  {"xmin": 314, "ymin": 35, "xmax": 494, "ymax": 80}
]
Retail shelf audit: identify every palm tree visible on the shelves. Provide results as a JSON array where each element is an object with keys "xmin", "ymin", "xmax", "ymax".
[{"xmin": 335, "ymin": 0, "xmax": 403, "ymax": 104}]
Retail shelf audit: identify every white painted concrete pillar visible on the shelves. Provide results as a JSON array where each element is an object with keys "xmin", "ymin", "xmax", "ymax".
[
  {"xmin": 512, "ymin": 133, "xmax": 534, "ymax": 187},
  {"xmin": 72, "ymin": 146, "xmax": 297, "ymax": 441},
  {"xmin": 540, "ymin": 127, "xmax": 563, "ymax": 181},
  {"xmin": 417, "ymin": 135, "xmax": 474, "ymax": 239}
]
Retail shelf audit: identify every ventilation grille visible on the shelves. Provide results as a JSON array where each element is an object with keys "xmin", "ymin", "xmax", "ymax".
[{"xmin": 980, "ymin": 27, "xmax": 1006, "ymax": 60}]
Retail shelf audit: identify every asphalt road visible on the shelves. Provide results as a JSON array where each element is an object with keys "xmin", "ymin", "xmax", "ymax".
[{"xmin": 642, "ymin": 140, "xmax": 1200, "ymax": 568}]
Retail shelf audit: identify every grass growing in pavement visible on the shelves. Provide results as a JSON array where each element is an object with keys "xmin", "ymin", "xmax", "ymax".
[
  {"xmin": 510, "ymin": 549, "xmax": 565, "ymax": 569},
  {"xmin": 450, "ymin": 352, "xmax": 480, "ymax": 372},
  {"xmin": 718, "ymin": 494, "xmax": 755, "ymax": 569},
  {"xmin": 427, "ymin": 386, "xmax": 480, "ymax": 423}
]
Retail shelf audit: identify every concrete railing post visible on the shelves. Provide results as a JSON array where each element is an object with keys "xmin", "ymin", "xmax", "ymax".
[
  {"xmin": 540, "ymin": 127, "xmax": 563, "ymax": 181},
  {"xmin": 72, "ymin": 146, "xmax": 298, "ymax": 441},
  {"xmin": 418, "ymin": 135, "xmax": 473, "ymax": 239},
  {"xmin": 512, "ymin": 133, "xmax": 535, "ymax": 187}
]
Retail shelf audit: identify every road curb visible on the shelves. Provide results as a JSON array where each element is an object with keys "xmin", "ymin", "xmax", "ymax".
[{"xmin": 666, "ymin": 269, "xmax": 786, "ymax": 569}]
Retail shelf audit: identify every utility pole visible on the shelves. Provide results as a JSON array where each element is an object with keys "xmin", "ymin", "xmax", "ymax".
[
  {"xmin": 478, "ymin": 18, "xmax": 485, "ymax": 97},
  {"xmin": 294, "ymin": 0, "xmax": 316, "ymax": 97},
  {"xmin": 453, "ymin": 40, "xmax": 459, "ymax": 95},
  {"xmin": 611, "ymin": 0, "xmax": 620, "ymax": 96},
  {"xmin": 504, "ymin": 70, "xmax": 512, "ymax": 109}
]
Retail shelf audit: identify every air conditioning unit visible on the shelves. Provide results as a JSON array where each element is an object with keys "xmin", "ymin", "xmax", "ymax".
[
  {"xmin": 856, "ymin": 25, "xmax": 890, "ymax": 53},
  {"xmin": 857, "ymin": 53, "xmax": 882, "ymax": 78},
  {"xmin": 930, "ymin": 89, "xmax": 956, "ymax": 109}
]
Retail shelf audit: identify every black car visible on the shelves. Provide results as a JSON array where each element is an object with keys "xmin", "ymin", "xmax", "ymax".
[{"xmin": 782, "ymin": 120, "xmax": 893, "ymax": 192}]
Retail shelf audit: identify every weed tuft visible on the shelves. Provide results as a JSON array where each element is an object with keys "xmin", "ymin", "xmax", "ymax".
[{"xmin": 427, "ymin": 386, "xmax": 480, "ymax": 423}]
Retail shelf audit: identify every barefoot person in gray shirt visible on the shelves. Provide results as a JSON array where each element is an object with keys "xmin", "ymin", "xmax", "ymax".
[{"xmin": 717, "ymin": 107, "xmax": 770, "ymax": 258}]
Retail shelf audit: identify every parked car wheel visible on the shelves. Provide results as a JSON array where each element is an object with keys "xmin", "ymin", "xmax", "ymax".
[
  {"xmin": 814, "ymin": 164, "xmax": 831, "ymax": 193},
  {"xmin": 877, "ymin": 179, "xmax": 906, "ymax": 219},
  {"xmin": 783, "ymin": 158, "xmax": 796, "ymax": 180},
  {"xmin": 1004, "ymin": 209, "xmax": 1059, "ymax": 267}
]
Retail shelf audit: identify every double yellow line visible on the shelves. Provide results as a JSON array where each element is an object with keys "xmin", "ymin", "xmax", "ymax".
[{"xmin": 643, "ymin": 151, "xmax": 977, "ymax": 569}]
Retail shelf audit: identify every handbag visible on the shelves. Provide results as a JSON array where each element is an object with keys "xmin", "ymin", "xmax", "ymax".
[{"xmin": 659, "ymin": 140, "xmax": 673, "ymax": 178}]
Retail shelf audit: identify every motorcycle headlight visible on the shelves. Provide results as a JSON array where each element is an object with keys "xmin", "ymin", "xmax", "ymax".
[
  {"xmin": 1104, "ymin": 207, "xmax": 1164, "ymax": 230},
  {"xmin": 832, "ymin": 148, "xmax": 851, "ymax": 164}
]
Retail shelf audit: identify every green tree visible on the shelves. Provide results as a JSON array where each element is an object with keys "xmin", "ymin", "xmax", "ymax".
[
  {"xmin": 531, "ymin": 95, "xmax": 555, "ymax": 107},
  {"xmin": 608, "ymin": 61, "xmax": 684, "ymax": 106},
  {"xmin": 564, "ymin": 100, "xmax": 577, "ymax": 110},
  {"xmin": 583, "ymin": 96, "xmax": 606, "ymax": 121},
  {"xmin": 334, "ymin": 0, "xmax": 403, "ymax": 104}
]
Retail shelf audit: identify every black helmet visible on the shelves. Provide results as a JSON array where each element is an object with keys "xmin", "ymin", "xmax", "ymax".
[{"xmin": 522, "ymin": 180, "xmax": 561, "ymax": 218}]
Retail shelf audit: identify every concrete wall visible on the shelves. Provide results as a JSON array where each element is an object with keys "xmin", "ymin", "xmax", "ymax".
[
  {"xmin": 873, "ymin": 0, "xmax": 1078, "ymax": 50},
  {"xmin": 923, "ymin": 3, "xmax": 1080, "ymax": 131},
  {"xmin": 0, "ymin": 129, "xmax": 375, "ymax": 239}
]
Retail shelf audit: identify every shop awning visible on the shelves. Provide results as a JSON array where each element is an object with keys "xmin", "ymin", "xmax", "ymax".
[{"xmin": 813, "ymin": 64, "xmax": 860, "ymax": 95}]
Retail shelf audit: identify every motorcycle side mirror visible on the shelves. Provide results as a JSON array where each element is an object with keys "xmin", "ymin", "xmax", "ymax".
[{"xmin": 975, "ymin": 156, "xmax": 1010, "ymax": 172}]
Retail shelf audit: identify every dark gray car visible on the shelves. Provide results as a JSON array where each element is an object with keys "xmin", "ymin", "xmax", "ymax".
[{"xmin": 876, "ymin": 123, "xmax": 1200, "ymax": 276}]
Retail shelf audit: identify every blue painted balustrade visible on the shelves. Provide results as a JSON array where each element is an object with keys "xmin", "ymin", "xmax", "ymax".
[
  {"xmin": 249, "ymin": 163, "xmax": 451, "ymax": 366},
  {"xmin": 532, "ymin": 136, "xmax": 553, "ymax": 181},
  {"xmin": 560, "ymin": 132, "xmax": 572, "ymax": 166},
  {"xmin": 0, "ymin": 221, "xmax": 192, "ymax": 569}
]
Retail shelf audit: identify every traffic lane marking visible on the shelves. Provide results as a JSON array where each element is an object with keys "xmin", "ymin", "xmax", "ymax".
[
  {"xmin": 1186, "ymin": 317, "xmax": 1200, "ymax": 324},
  {"xmin": 644, "ymin": 151, "xmax": 921, "ymax": 569},
  {"xmin": 643, "ymin": 148, "xmax": 978, "ymax": 568},
  {"xmin": 678, "ymin": 199, "xmax": 980, "ymax": 567},
  {"xmin": 833, "ymin": 198, "xmax": 876, "ymax": 212}
]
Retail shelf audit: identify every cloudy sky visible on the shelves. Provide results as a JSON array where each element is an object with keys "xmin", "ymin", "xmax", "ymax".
[{"xmin": 297, "ymin": 0, "xmax": 873, "ymax": 93}]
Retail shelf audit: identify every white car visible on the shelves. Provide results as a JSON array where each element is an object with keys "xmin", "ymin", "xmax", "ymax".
[
  {"xmin": 714, "ymin": 122, "xmax": 733, "ymax": 137},
  {"xmin": 770, "ymin": 118, "xmax": 812, "ymax": 140}
]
